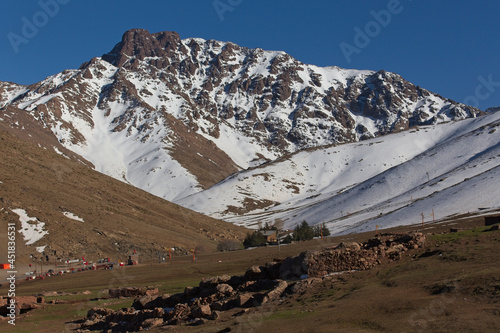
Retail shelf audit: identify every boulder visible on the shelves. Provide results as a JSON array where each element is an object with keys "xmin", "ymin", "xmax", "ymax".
[
  {"xmin": 386, "ymin": 248, "xmax": 401, "ymax": 260},
  {"xmin": 132, "ymin": 294, "xmax": 158, "ymax": 310},
  {"xmin": 279, "ymin": 251, "xmax": 310, "ymax": 280},
  {"xmin": 190, "ymin": 317, "xmax": 207, "ymax": 326},
  {"xmin": 336, "ymin": 242, "xmax": 361, "ymax": 251},
  {"xmin": 184, "ymin": 286, "xmax": 200, "ymax": 298},
  {"xmin": 87, "ymin": 307, "xmax": 114, "ymax": 320},
  {"xmin": 210, "ymin": 299, "xmax": 236, "ymax": 311},
  {"xmin": 169, "ymin": 303, "xmax": 190, "ymax": 320},
  {"xmin": 266, "ymin": 280, "xmax": 288, "ymax": 300},
  {"xmin": 227, "ymin": 275, "xmax": 244, "ymax": 287},
  {"xmin": 244, "ymin": 279, "xmax": 276, "ymax": 292},
  {"xmin": 199, "ymin": 276, "xmax": 220, "ymax": 289},
  {"xmin": 158, "ymin": 293, "xmax": 184, "ymax": 308},
  {"xmin": 82, "ymin": 318, "xmax": 101, "ymax": 328},
  {"xmin": 110, "ymin": 308, "xmax": 137, "ymax": 323},
  {"xmin": 141, "ymin": 317, "xmax": 163, "ymax": 329},
  {"xmin": 191, "ymin": 304, "xmax": 212, "ymax": 318},
  {"xmin": 250, "ymin": 293, "xmax": 269, "ymax": 306},
  {"xmin": 152, "ymin": 307, "xmax": 165, "ymax": 318},
  {"xmin": 236, "ymin": 293, "xmax": 253, "ymax": 307},
  {"xmin": 133, "ymin": 309, "xmax": 154, "ymax": 323},
  {"xmin": 216, "ymin": 283, "xmax": 234, "ymax": 297},
  {"xmin": 244, "ymin": 265, "xmax": 267, "ymax": 281},
  {"xmin": 210, "ymin": 310, "xmax": 221, "ymax": 320},
  {"xmin": 13, "ymin": 296, "xmax": 42, "ymax": 312},
  {"xmin": 218, "ymin": 274, "xmax": 232, "ymax": 284},
  {"xmin": 199, "ymin": 274, "xmax": 232, "ymax": 289},
  {"xmin": 145, "ymin": 288, "xmax": 159, "ymax": 295},
  {"xmin": 265, "ymin": 261, "xmax": 282, "ymax": 279}
]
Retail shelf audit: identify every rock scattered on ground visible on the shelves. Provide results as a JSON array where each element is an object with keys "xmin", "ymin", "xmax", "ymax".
[{"xmin": 76, "ymin": 232, "xmax": 426, "ymax": 331}]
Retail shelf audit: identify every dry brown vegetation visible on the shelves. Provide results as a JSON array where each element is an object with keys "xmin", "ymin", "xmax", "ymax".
[
  {"xmin": 1, "ymin": 217, "xmax": 499, "ymax": 332},
  {"xmin": 0, "ymin": 123, "xmax": 248, "ymax": 270},
  {"xmin": 224, "ymin": 197, "xmax": 277, "ymax": 215}
]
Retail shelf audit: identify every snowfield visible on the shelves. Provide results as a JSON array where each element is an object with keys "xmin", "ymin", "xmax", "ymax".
[{"xmin": 178, "ymin": 111, "xmax": 500, "ymax": 233}]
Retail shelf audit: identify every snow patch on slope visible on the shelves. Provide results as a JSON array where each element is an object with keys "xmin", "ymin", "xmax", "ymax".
[
  {"xmin": 63, "ymin": 211, "xmax": 85, "ymax": 222},
  {"xmin": 11, "ymin": 209, "xmax": 49, "ymax": 245},
  {"xmin": 36, "ymin": 246, "xmax": 47, "ymax": 253}
]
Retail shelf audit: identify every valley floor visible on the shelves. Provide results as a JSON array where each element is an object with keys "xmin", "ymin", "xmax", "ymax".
[{"xmin": 1, "ymin": 216, "xmax": 499, "ymax": 332}]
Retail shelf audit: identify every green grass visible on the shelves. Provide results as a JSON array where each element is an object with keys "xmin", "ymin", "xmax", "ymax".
[
  {"xmin": 0, "ymin": 296, "xmax": 135, "ymax": 333},
  {"xmin": 1, "ymin": 304, "xmax": 81, "ymax": 333},
  {"xmin": 43, "ymin": 292, "xmax": 101, "ymax": 302},
  {"xmin": 431, "ymin": 225, "xmax": 497, "ymax": 243},
  {"xmin": 156, "ymin": 278, "xmax": 202, "ymax": 294},
  {"xmin": 264, "ymin": 308, "xmax": 314, "ymax": 321},
  {"xmin": 312, "ymin": 287, "xmax": 338, "ymax": 300},
  {"xmin": 91, "ymin": 298, "xmax": 134, "ymax": 310},
  {"xmin": 354, "ymin": 319, "xmax": 385, "ymax": 331}
]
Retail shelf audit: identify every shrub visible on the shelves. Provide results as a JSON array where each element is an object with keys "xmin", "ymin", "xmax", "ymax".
[
  {"xmin": 194, "ymin": 244, "xmax": 206, "ymax": 253},
  {"xmin": 243, "ymin": 231, "xmax": 267, "ymax": 248},
  {"xmin": 217, "ymin": 239, "xmax": 243, "ymax": 252},
  {"xmin": 313, "ymin": 222, "xmax": 331, "ymax": 237},
  {"xmin": 293, "ymin": 220, "xmax": 314, "ymax": 241},
  {"xmin": 282, "ymin": 234, "xmax": 293, "ymax": 244}
]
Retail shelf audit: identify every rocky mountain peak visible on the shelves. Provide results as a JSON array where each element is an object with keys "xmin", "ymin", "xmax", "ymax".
[
  {"xmin": 0, "ymin": 29, "xmax": 487, "ymax": 203},
  {"xmin": 102, "ymin": 29, "xmax": 182, "ymax": 68}
]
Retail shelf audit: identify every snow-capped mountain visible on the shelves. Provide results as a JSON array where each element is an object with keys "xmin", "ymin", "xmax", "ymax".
[
  {"xmin": 0, "ymin": 29, "xmax": 485, "ymax": 204},
  {"xmin": 179, "ymin": 110, "xmax": 500, "ymax": 233}
]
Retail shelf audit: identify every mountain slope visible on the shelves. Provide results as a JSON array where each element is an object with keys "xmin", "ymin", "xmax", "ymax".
[
  {"xmin": 0, "ymin": 123, "xmax": 248, "ymax": 267},
  {"xmin": 178, "ymin": 110, "xmax": 500, "ymax": 232},
  {"xmin": 0, "ymin": 29, "xmax": 483, "ymax": 202}
]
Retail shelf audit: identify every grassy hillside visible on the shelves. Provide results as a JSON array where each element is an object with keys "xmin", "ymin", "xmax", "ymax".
[{"xmin": 0, "ymin": 124, "xmax": 248, "ymax": 271}]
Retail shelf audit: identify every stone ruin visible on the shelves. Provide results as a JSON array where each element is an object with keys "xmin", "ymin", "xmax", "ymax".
[
  {"xmin": 305, "ymin": 232, "xmax": 426, "ymax": 277},
  {"xmin": 108, "ymin": 287, "xmax": 159, "ymax": 299},
  {"xmin": 0, "ymin": 295, "xmax": 44, "ymax": 318},
  {"xmin": 77, "ymin": 232, "xmax": 426, "ymax": 331}
]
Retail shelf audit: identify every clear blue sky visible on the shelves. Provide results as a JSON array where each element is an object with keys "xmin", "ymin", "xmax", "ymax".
[{"xmin": 1, "ymin": 0, "xmax": 499, "ymax": 109}]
